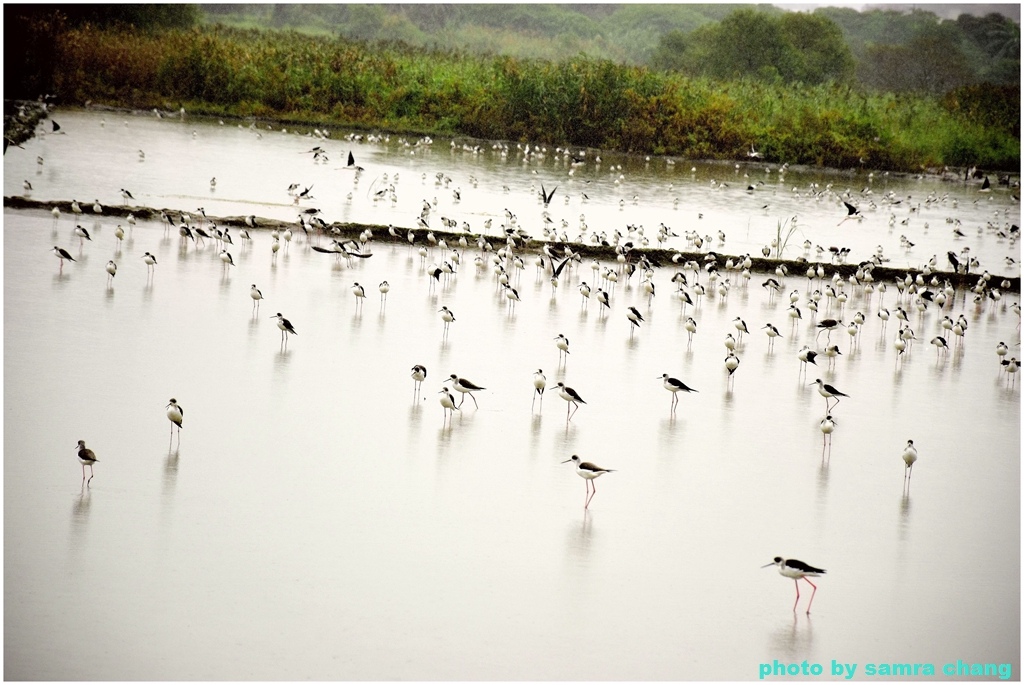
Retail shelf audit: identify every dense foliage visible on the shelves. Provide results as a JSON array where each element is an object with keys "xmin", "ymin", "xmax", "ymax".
[
  {"xmin": 17, "ymin": 19, "xmax": 1017, "ymax": 172},
  {"xmin": 650, "ymin": 9, "xmax": 856, "ymax": 85},
  {"xmin": 200, "ymin": 3, "xmax": 1019, "ymax": 93}
]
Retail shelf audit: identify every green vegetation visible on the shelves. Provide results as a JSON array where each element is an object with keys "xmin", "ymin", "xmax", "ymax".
[
  {"xmin": 651, "ymin": 9, "xmax": 856, "ymax": 85},
  {"xmin": 4, "ymin": 5, "xmax": 1018, "ymax": 171},
  {"xmin": 198, "ymin": 4, "xmax": 1020, "ymax": 93},
  {"xmin": 200, "ymin": 4, "xmax": 748, "ymax": 64}
]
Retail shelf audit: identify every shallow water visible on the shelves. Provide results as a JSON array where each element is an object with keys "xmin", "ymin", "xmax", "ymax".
[{"xmin": 3, "ymin": 110, "xmax": 1021, "ymax": 680}]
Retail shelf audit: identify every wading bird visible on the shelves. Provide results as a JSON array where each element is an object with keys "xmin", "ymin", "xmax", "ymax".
[
  {"xmin": 659, "ymin": 373, "xmax": 697, "ymax": 411},
  {"xmin": 166, "ymin": 399, "xmax": 184, "ymax": 444},
  {"xmin": 76, "ymin": 440, "xmax": 99, "ymax": 482},
  {"xmin": 561, "ymin": 454, "xmax": 614, "ymax": 509},
  {"xmin": 762, "ymin": 557, "xmax": 826, "ymax": 613}
]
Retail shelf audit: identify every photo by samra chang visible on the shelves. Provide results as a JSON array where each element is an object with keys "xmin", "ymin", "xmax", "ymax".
[{"xmin": 761, "ymin": 659, "xmax": 1013, "ymax": 680}]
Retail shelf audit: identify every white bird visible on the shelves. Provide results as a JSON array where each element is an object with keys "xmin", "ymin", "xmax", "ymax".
[
  {"xmin": 555, "ymin": 334, "xmax": 570, "ymax": 361},
  {"xmin": 439, "ymin": 387, "xmax": 459, "ymax": 421},
  {"xmin": 104, "ymin": 260, "xmax": 117, "ymax": 284},
  {"xmin": 532, "ymin": 369, "xmax": 547, "ymax": 408},
  {"xmin": 439, "ymin": 306, "xmax": 455, "ymax": 333},
  {"xmin": 411, "ymin": 365, "xmax": 428, "ymax": 396},
  {"xmin": 166, "ymin": 398, "xmax": 184, "ymax": 443},
  {"xmin": 250, "ymin": 284, "xmax": 263, "ymax": 313},
  {"xmin": 725, "ymin": 351, "xmax": 740, "ymax": 377},
  {"xmin": 820, "ymin": 414, "xmax": 836, "ymax": 448},
  {"xmin": 902, "ymin": 439, "xmax": 918, "ymax": 480}
]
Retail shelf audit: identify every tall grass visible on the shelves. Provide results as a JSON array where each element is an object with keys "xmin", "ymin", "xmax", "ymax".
[{"xmin": 50, "ymin": 24, "xmax": 1019, "ymax": 171}]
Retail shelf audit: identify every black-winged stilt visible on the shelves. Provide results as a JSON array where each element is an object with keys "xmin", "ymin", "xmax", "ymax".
[
  {"xmin": 556, "ymin": 382, "xmax": 585, "ymax": 420},
  {"xmin": 272, "ymin": 313, "xmax": 297, "ymax": 345},
  {"xmin": 811, "ymin": 379, "xmax": 848, "ymax": 411},
  {"xmin": 838, "ymin": 201, "xmax": 861, "ymax": 225},
  {"xmin": 439, "ymin": 387, "xmax": 459, "ymax": 421},
  {"xmin": 74, "ymin": 224, "xmax": 92, "ymax": 246},
  {"xmin": 76, "ymin": 440, "xmax": 99, "ymax": 482},
  {"xmin": 659, "ymin": 373, "xmax": 697, "ymax": 411},
  {"xmin": 53, "ymin": 246, "xmax": 76, "ymax": 272},
  {"xmin": 555, "ymin": 334, "xmax": 570, "ymax": 361},
  {"xmin": 439, "ymin": 306, "xmax": 455, "ymax": 334},
  {"xmin": 820, "ymin": 415, "xmax": 836, "ymax": 448},
  {"xmin": 902, "ymin": 439, "xmax": 918, "ymax": 480},
  {"xmin": 250, "ymin": 285, "xmax": 263, "ymax": 313},
  {"xmin": 411, "ymin": 365, "xmax": 427, "ymax": 397},
  {"xmin": 449, "ymin": 375, "xmax": 485, "ymax": 409},
  {"xmin": 561, "ymin": 454, "xmax": 614, "ymax": 509},
  {"xmin": 532, "ymin": 369, "xmax": 546, "ymax": 408},
  {"xmin": 762, "ymin": 557, "xmax": 826, "ymax": 613},
  {"xmin": 626, "ymin": 306, "xmax": 644, "ymax": 336},
  {"xmin": 166, "ymin": 399, "xmax": 184, "ymax": 444}
]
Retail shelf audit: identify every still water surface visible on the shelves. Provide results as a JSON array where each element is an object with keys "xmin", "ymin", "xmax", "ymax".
[{"xmin": 4, "ymin": 110, "xmax": 1020, "ymax": 680}]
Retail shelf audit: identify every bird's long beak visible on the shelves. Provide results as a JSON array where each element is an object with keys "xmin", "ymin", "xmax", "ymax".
[
  {"xmin": 561, "ymin": 459, "xmax": 573, "ymax": 464},
  {"xmin": 760, "ymin": 562, "xmax": 775, "ymax": 568}
]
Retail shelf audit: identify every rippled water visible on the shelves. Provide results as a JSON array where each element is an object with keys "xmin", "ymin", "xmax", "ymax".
[{"xmin": 4, "ymin": 109, "xmax": 1021, "ymax": 680}]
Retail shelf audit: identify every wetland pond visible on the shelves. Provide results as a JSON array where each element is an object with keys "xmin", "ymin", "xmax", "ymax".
[{"xmin": 4, "ymin": 109, "xmax": 1020, "ymax": 680}]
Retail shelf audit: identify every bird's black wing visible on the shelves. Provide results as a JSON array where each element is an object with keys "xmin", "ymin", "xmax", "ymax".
[
  {"xmin": 551, "ymin": 257, "xmax": 571, "ymax": 279},
  {"xmin": 786, "ymin": 559, "xmax": 826, "ymax": 574},
  {"xmin": 541, "ymin": 184, "xmax": 557, "ymax": 206}
]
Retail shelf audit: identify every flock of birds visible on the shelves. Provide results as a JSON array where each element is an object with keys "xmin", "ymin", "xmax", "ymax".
[{"xmin": 27, "ymin": 112, "xmax": 1020, "ymax": 615}]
